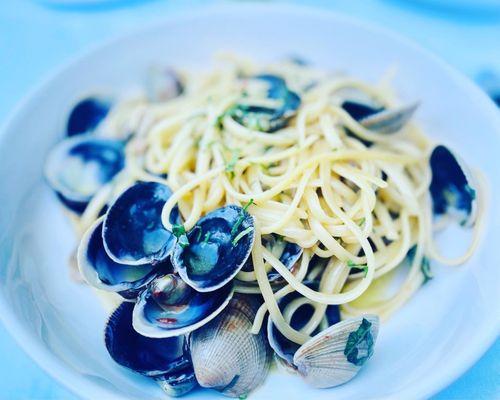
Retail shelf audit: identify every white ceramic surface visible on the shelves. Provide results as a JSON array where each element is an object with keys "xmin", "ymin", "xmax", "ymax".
[{"xmin": 0, "ymin": 4, "xmax": 499, "ymax": 400}]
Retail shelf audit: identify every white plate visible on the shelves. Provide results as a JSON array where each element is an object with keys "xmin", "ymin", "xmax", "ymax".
[{"xmin": 0, "ymin": 4, "xmax": 498, "ymax": 400}]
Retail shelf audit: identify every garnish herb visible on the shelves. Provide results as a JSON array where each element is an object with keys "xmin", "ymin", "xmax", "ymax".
[
  {"xmin": 344, "ymin": 318, "xmax": 375, "ymax": 366},
  {"xmin": 232, "ymin": 226, "xmax": 253, "ymax": 246},
  {"xmin": 421, "ymin": 257, "xmax": 433, "ymax": 284},
  {"xmin": 407, "ymin": 245, "xmax": 433, "ymax": 284},
  {"xmin": 358, "ymin": 217, "xmax": 366, "ymax": 227},
  {"xmin": 224, "ymin": 147, "xmax": 241, "ymax": 178},
  {"xmin": 347, "ymin": 260, "xmax": 369, "ymax": 278},
  {"xmin": 230, "ymin": 199, "xmax": 254, "ymax": 237},
  {"xmin": 172, "ymin": 224, "xmax": 186, "ymax": 237},
  {"xmin": 172, "ymin": 224, "xmax": 189, "ymax": 248},
  {"xmin": 194, "ymin": 226, "xmax": 203, "ymax": 242},
  {"xmin": 202, "ymin": 231, "xmax": 212, "ymax": 244}
]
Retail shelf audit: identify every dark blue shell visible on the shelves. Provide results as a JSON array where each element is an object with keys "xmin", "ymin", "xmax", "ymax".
[
  {"xmin": 44, "ymin": 135, "xmax": 125, "ymax": 214},
  {"xmin": 103, "ymin": 181, "xmax": 179, "ymax": 265},
  {"xmin": 172, "ymin": 205, "xmax": 255, "ymax": 292},
  {"xmin": 105, "ymin": 302, "xmax": 192, "ymax": 378},
  {"xmin": 133, "ymin": 274, "xmax": 233, "ymax": 338},
  {"xmin": 78, "ymin": 218, "xmax": 170, "ymax": 300},
  {"xmin": 67, "ymin": 97, "xmax": 111, "ymax": 136},
  {"xmin": 231, "ymin": 74, "xmax": 301, "ymax": 133},
  {"xmin": 341, "ymin": 100, "xmax": 384, "ymax": 121},
  {"xmin": 429, "ymin": 145, "xmax": 476, "ymax": 226},
  {"xmin": 267, "ymin": 283, "xmax": 340, "ymax": 369},
  {"xmin": 241, "ymin": 234, "xmax": 302, "ymax": 284}
]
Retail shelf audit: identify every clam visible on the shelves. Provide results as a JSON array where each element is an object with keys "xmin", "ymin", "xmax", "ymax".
[
  {"xmin": 103, "ymin": 181, "xmax": 179, "ymax": 265},
  {"xmin": 229, "ymin": 74, "xmax": 301, "ymax": 133},
  {"xmin": 67, "ymin": 96, "xmax": 111, "ymax": 136},
  {"xmin": 171, "ymin": 205, "xmax": 255, "ymax": 292},
  {"xmin": 267, "ymin": 284, "xmax": 340, "ymax": 371},
  {"xmin": 105, "ymin": 302, "xmax": 197, "ymax": 397},
  {"xmin": 44, "ymin": 135, "xmax": 125, "ymax": 213},
  {"xmin": 77, "ymin": 217, "xmax": 168, "ymax": 300},
  {"xmin": 146, "ymin": 67, "xmax": 183, "ymax": 102},
  {"xmin": 342, "ymin": 100, "xmax": 419, "ymax": 134},
  {"xmin": 238, "ymin": 234, "xmax": 302, "ymax": 288},
  {"xmin": 189, "ymin": 295, "xmax": 271, "ymax": 398},
  {"xmin": 132, "ymin": 273, "xmax": 233, "ymax": 338},
  {"xmin": 293, "ymin": 315, "xmax": 379, "ymax": 388},
  {"xmin": 429, "ymin": 145, "xmax": 477, "ymax": 227}
]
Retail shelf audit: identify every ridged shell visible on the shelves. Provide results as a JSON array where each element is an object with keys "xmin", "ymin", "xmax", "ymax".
[
  {"xmin": 189, "ymin": 295, "xmax": 271, "ymax": 398},
  {"xmin": 293, "ymin": 315, "xmax": 379, "ymax": 389}
]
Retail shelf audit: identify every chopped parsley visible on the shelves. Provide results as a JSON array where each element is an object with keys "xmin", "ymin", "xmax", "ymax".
[
  {"xmin": 202, "ymin": 231, "xmax": 212, "ymax": 244},
  {"xmin": 347, "ymin": 260, "xmax": 369, "ymax": 278},
  {"xmin": 232, "ymin": 226, "xmax": 253, "ymax": 246},
  {"xmin": 230, "ymin": 199, "xmax": 254, "ymax": 237},
  {"xmin": 224, "ymin": 147, "xmax": 241, "ymax": 178},
  {"xmin": 421, "ymin": 257, "xmax": 433, "ymax": 284},
  {"xmin": 172, "ymin": 224, "xmax": 189, "ymax": 248},
  {"xmin": 344, "ymin": 318, "xmax": 375, "ymax": 366},
  {"xmin": 358, "ymin": 217, "xmax": 366, "ymax": 227}
]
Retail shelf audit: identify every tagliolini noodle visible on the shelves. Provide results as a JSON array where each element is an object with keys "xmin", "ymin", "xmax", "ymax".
[{"xmin": 75, "ymin": 55, "xmax": 484, "ymax": 347}]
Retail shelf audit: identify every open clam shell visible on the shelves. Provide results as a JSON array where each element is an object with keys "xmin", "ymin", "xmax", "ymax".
[
  {"xmin": 230, "ymin": 74, "xmax": 301, "ymax": 133},
  {"xmin": 189, "ymin": 295, "xmax": 271, "ymax": 398},
  {"xmin": 267, "ymin": 283, "xmax": 340, "ymax": 371},
  {"xmin": 342, "ymin": 100, "xmax": 419, "ymax": 134},
  {"xmin": 172, "ymin": 205, "xmax": 255, "ymax": 292},
  {"xmin": 103, "ymin": 181, "xmax": 179, "ymax": 266},
  {"xmin": 293, "ymin": 315, "xmax": 379, "ymax": 389},
  {"xmin": 132, "ymin": 274, "xmax": 233, "ymax": 338},
  {"xmin": 105, "ymin": 302, "xmax": 197, "ymax": 396},
  {"xmin": 66, "ymin": 96, "xmax": 111, "ymax": 136},
  {"xmin": 77, "ymin": 217, "xmax": 167, "ymax": 300},
  {"xmin": 241, "ymin": 234, "xmax": 302, "ymax": 284},
  {"xmin": 429, "ymin": 144, "xmax": 477, "ymax": 227},
  {"xmin": 44, "ymin": 135, "xmax": 125, "ymax": 214}
]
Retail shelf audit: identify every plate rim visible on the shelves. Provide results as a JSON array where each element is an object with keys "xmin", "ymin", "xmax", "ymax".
[{"xmin": 0, "ymin": 3, "xmax": 499, "ymax": 400}]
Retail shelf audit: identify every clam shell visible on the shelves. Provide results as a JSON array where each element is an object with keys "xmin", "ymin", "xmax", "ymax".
[
  {"xmin": 429, "ymin": 144, "xmax": 478, "ymax": 227},
  {"xmin": 360, "ymin": 102, "xmax": 419, "ymax": 134},
  {"xmin": 189, "ymin": 295, "xmax": 271, "ymax": 398},
  {"xmin": 293, "ymin": 315, "xmax": 379, "ymax": 389}
]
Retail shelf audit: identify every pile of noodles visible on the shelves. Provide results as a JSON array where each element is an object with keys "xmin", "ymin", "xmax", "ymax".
[{"xmin": 73, "ymin": 55, "xmax": 483, "ymax": 346}]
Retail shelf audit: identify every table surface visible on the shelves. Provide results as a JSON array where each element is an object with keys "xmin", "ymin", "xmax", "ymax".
[{"xmin": 0, "ymin": 0, "xmax": 499, "ymax": 399}]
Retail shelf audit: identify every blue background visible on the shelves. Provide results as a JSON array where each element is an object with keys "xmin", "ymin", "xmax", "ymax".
[{"xmin": 0, "ymin": 0, "xmax": 498, "ymax": 398}]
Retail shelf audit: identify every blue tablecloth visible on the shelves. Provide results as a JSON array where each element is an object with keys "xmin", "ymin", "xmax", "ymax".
[{"xmin": 0, "ymin": 0, "xmax": 498, "ymax": 398}]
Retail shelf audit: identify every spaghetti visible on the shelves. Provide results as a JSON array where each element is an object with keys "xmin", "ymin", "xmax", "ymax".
[{"xmin": 72, "ymin": 56, "xmax": 484, "ymax": 348}]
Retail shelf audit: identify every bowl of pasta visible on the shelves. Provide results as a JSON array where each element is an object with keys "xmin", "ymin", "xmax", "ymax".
[{"xmin": 0, "ymin": 4, "xmax": 498, "ymax": 400}]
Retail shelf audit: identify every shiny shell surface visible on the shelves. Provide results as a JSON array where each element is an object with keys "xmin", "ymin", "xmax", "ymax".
[
  {"xmin": 133, "ymin": 274, "xmax": 233, "ymax": 338},
  {"xmin": 103, "ymin": 181, "xmax": 179, "ymax": 265},
  {"xmin": 172, "ymin": 205, "xmax": 255, "ymax": 292}
]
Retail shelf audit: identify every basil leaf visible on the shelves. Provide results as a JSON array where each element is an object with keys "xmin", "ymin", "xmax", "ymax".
[{"xmin": 344, "ymin": 318, "xmax": 375, "ymax": 366}]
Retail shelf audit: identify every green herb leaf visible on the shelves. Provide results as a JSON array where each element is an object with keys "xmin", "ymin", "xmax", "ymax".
[
  {"xmin": 230, "ymin": 199, "xmax": 254, "ymax": 237},
  {"xmin": 232, "ymin": 226, "xmax": 253, "ymax": 246},
  {"xmin": 224, "ymin": 147, "xmax": 241, "ymax": 178},
  {"xmin": 172, "ymin": 224, "xmax": 189, "ymax": 248},
  {"xmin": 421, "ymin": 257, "xmax": 433, "ymax": 284},
  {"xmin": 172, "ymin": 224, "xmax": 186, "ymax": 238},
  {"xmin": 194, "ymin": 226, "xmax": 203, "ymax": 242},
  {"xmin": 344, "ymin": 318, "xmax": 375, "ymax": 366},
  {"xmin": 202, "ymin": 231, "xmax": 212, "ymax": 244},
  {"xmin": 358, "ymin": 217, "xmax": 366, "ymax": 227},
  {"xmin": 347, "ymin": 260, "xmax": 368, "ymax": 278}
]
